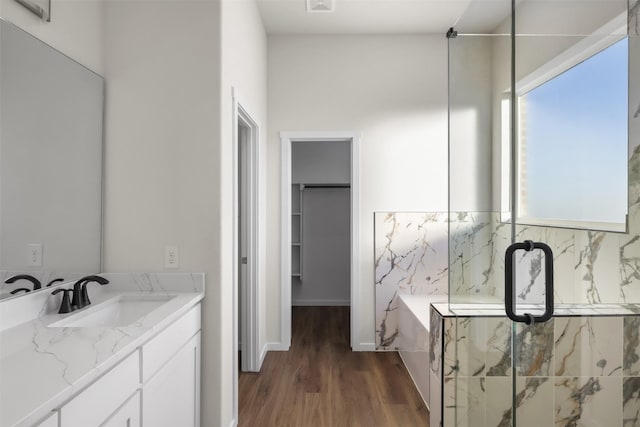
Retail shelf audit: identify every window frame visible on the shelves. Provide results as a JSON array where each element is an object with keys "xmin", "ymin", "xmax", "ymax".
[{"xmin": 501, "ymin": 13, "xmax": 629, "ymax": 233}]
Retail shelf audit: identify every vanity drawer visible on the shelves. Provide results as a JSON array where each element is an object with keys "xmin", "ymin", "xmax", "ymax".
[
  {"xmin": 141, "ymin": 303, "xmax": 201, "ymax": 383},
  {"xmin": 60, "ymin": 351, "xmax": 140, "ymax": 427}
]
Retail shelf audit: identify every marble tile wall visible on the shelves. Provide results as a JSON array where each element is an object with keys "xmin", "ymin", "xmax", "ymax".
[
  {"xmin": 449, "ymin": 212, "xmax": 640, "ymax": 306},
  {"xmin": 430, "ymin": 310, "xmax": 640, "ymax": 427},
  {"xmin": 374, "ymin": 212, "xmax": 450, "ymax": 349},
  {"xmin": 374, "ymin": 209, "xmax": 640, "ymax": 349}
]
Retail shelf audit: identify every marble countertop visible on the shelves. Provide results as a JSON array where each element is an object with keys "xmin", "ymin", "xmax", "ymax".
[{"xmin": 0, "ymin": 273, "xmax": 204, "ymax": 427}]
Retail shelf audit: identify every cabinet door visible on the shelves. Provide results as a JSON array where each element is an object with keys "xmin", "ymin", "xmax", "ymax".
[
  {"xmin": 142, "ymin": 332, "xmax": 200, "ymax": 427},
  {"xmin": 102, "ymin": 392, "xmax": 140, "ymax": 427},
  {"xmin": 37, "ymin": 412, "xmax": 58, "ymax": 427}
]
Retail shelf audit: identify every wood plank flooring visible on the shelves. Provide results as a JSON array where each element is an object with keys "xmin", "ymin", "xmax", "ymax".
[{"xmin": 238, "ymin": 306, "xmax": 430, "ymax": 427}]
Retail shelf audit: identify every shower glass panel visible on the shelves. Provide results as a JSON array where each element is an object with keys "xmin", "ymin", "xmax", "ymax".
[{"xmin": 446, "ymin": 0, "xmax": 640, "ymax": 426}]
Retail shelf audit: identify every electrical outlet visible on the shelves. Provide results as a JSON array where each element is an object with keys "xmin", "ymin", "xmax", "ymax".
[
  {"xmin": 27, "ymin": 243, "xmax": 43, "ymax": 267},
  {"xmin": 164, "ymin": 246, "xmax": 179, "ymax": 269}
]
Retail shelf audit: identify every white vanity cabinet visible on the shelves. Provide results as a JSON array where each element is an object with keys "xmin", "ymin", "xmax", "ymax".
[
  {"xmin": 102, "ymin": 392, "xmax": 141, "ymax": 427},
  {"xmin": 141, "ymin": 304, "xmax": 201, "ymax": 427},
  {"xmin": 142, "ymin": 333, "xmax": 201, "ymax": 427},
  {"xmin": 35, "ymin": 412, "xmax": 58, "ymax": 427},
  {"xmin": 43, "ymin": 303, "xmax": 201, "ymax": 427},
  {"xmin": 59, "ymin": 351, "xmax": 140, "ymax": 427}
]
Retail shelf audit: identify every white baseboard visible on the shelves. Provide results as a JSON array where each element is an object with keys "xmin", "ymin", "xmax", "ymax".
[
  {"xmin": 259, "ymin": 342, "xmax": 289, "ymax": 367},
  {"xmin": 258, "ymin": 342, "xmax": 290, "ymax": 370},
  {"xmin": 292, "ymin": 299, "xmax": 350, "ymax": 306},
  {"xmin": 351, "ymin": 342, "xmax": 376, "ymax": 351}
]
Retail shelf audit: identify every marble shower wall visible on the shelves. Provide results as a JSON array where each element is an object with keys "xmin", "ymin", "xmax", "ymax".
[
  {"xmin": 450, "ymin": 211, "xmax": 640, "ymax": 306},
  {"xmin": 376, "ymin": 204, "xmax": 640, "ymax": 349},
  {"xmin": 430, "ymin": 307, "xmax": 640, "ymax": 427},
  {"xmin": 374, "ymin": 212, "xmax": 450, "ymax": 349}
]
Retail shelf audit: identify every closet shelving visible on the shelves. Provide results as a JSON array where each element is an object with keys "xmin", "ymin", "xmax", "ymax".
[
  {"xmin": 292, "ymin": 184, "xmax": 303, "ymax": 280},
  {"xmin": 291, "ymin": 183, "xmax": 351, "ymax": 281}
]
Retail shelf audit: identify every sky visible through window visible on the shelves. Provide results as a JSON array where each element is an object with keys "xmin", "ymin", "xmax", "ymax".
[{"xmin": 521, "ymin": 37, "xmax": 628, "ymax": 224}]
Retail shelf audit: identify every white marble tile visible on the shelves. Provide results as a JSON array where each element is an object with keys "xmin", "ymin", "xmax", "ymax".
[
  {"xmin": 374, "ymin": 212, "xmax": 449, "ymax": 350},
  {"xmin": 443, "ymin": 318, "xmax": 458, "ymax": 377},
  {"xmin": 486, "ymin": 317, "xmax": 511, "ymax": 377},
  {"xmin": 625, "ymin": 317, "xmax": 640, "ymax": 377},
  {"xmin": 455, "ymin": 317, "xmax": 487, "ymax": 377},
  {"xmin": 574, "ymin": 230, "xmax": 621, "ymax": 304},
  {"xmin": 444, "ymin": 377, "xmax": 485, "ymax": 427},
  {"xmin": 430, "ymin": 307, "xmax": 443, "ymax": 376},
  {"xmin": 485, "ymin": 376, "xmax": 512, "ymax": 427},
  {"xmin": 514, "ymin": 321, "xmax": 554, "ymax": 376},
  {"xmin": 619, "ymin": 234, "xmax": 640, "ymax": 303},
  {"xmin": 624, "ymin": 377, "xmax": 640, "ymax": 426},
  {"xmin": 449, "ymin": 212, "xmax": 496, "ymax": 299},
  {"xmin": 554, "ymin": 317, "xmax": 623, "ymax": 377},
  {"xmin": 514, "ymin": 377, "xmax": 553, "ymax": 427},
  {"xmin": 431, "ymin": 370, "xmax": 443, "ymax": 427},
  {"xmin": 488, "ymin": 215, "xmax": 511, "ymax": 302},
  {"xmin": 555, "ymin": 376, "xmax": 622, "ymax": 427}
]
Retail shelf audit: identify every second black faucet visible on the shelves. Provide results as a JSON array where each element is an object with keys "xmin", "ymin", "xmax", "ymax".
[{"xmin": 70, "ymin": 275, "xmax": 110, "ymax": 310}]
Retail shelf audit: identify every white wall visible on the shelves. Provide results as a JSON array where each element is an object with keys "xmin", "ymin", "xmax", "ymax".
[
  {"xmin": 0, "ymin": 0, "xmax": 104, "ymax": 75},
  {"xmin": 220, "ymin": 0, "xmax": 267, "ymax": 425},
  {"xmin": 267, "ymin": 35, "xmax": 448, "ymax": 348},
  {"xmin": 449, "ymin": 36, "xmax": 493, "ymax": 212},
  {"xmin": 101, "ymin": 2, "xmax": 223, "ymax": 425}
]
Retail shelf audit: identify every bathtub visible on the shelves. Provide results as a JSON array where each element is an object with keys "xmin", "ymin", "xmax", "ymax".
[{"xmin": 397, "ymin": 293, "xmax": 448, "ymax": 422}]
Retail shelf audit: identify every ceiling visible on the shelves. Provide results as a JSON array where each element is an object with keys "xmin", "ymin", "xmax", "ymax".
[{"xmin": 256, "ymin": 0, "xmax": 514, "ymax": 35}]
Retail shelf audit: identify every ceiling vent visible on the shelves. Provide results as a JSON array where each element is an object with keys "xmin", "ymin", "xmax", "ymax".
[{"xmin": 306, "ymin": 0, "xmax": 334, "ymax": 13}]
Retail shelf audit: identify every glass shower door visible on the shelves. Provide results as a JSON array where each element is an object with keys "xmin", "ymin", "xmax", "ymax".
[
  {"xmin": 447, "ymin": 0, "xmax": 638, "ymax": 425},
  {"xmin": 508, "ymin": 0, "xmax": 637, "ymax": 425}
]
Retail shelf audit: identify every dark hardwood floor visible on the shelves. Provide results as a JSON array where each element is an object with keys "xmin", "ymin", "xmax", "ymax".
[{"xmin": 238, "ymin": 306, "xmax": 430, "ymax": 427}]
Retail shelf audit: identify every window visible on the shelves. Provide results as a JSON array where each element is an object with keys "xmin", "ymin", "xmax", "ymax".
[{"xmin": 513, "ymin": 36, "xmax": 628, "ymax": 231}]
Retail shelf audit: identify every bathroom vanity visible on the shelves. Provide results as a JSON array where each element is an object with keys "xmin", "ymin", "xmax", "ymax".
[{"xmin": 0, "ymin": 273, "xmax": 204, "ymax": 427}]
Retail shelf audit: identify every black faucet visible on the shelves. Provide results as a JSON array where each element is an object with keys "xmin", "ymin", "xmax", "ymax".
[
  {"xmin": 52, "ymin": 288, "xmax": 74, "ymax": 313},
  {"xmin": 71, "ymin": 275, "xmax": 109, "ymax": 309},
  {"xmin": 46, "ymin": 278, "xmax": 65, "ymax": 287},
  {"xmin": 9, "ymin": 288, "xmax": 30, "ymax": 295},
  {"xmin": 4, "ymin": 274, "xmax": 42, "ymax": 291}
]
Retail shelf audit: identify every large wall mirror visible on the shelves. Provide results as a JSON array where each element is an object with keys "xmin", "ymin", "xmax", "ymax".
[{"xmin": 0, "ymin": 19, "xmax": 103, "ymax": 300}]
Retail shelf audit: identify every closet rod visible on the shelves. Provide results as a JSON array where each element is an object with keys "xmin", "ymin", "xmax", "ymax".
[{"xmin": 302, "ymin": 184, "xmax": 351, "ymax": 189}]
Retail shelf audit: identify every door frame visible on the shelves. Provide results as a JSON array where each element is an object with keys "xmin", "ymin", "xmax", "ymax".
[
  {"xmin": 232, "ymin": 89, "xmax": 261, "ymax": 381},
  {"xmin": 279, "ymin": 131, "xmax": 361, "ymax": 350}
]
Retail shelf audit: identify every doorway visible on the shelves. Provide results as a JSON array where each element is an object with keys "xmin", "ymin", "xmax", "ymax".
[
  {"xmin": 280, "ymin": 132, "xmax": 361, "ymax": 350},
  {"xmin": 233, "ymin": 93, "xmax": 260, "ymax": 386}
]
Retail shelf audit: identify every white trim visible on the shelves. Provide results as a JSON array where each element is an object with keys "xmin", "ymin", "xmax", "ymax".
[
  {"xmin": 292, "ymin": 299, "xmax": 351, "ymax": 306},
  {"xmin": 231, "ymin": 88, "xmax": 262, "ymax": 426},
  {"xmin": 509, "ymin": 13, "xmax": 629, "ymax": 231},
  {"xmin": 264, "ymin": 342, "xmax": 290, "ymax": 352},
  {"xmin": 228, "ymin": 419, "xmax": 237, "ymax": 427},
  {"xmin": 259, "ymin": 342, "xmax": 289, "ymax": 367},
  {"xmin": 280, "ymin": 131, "xmax": 361, "ymax": 351},
  {"xmin": 516, "ymin": 13, "xmax": 626, "ymax": 95},
  {"xmin": 351, "ymin": 342, "xmax": 376, "ymax": 352}
]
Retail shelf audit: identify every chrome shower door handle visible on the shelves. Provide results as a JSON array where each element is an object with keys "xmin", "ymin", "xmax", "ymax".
[{"xmin": 505, "ymin": 240, "xmax": 554, "ymax": 324}]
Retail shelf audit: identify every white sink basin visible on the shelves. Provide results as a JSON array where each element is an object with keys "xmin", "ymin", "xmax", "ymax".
[{"xmin": 48, "ymin": 295, "xmax": 175, "ymax": 328}]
